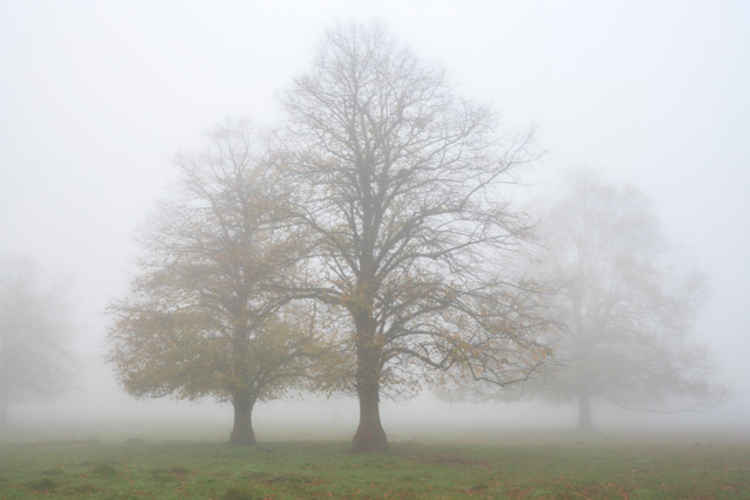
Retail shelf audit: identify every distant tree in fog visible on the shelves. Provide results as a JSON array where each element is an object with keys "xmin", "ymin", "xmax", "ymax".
[
  {"xmin": 279, "ymin": 22, "xmax": 550, "ymax": 452},
  {"xmin": 108, "ymin": 122, "xmax": 332, "ymax": 445},
  {"xmin": 0, "ymin": 257, "xmax": 72, "ymax": 426},
  {"xmin": 519, "ymin": 172, "xmax": 716, "ymax": 429}
]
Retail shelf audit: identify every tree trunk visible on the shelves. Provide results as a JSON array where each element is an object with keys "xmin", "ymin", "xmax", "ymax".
[
  {"xmin": 229, "ymin": 318, "xmax": 255, "ymax": 445},
  {"xmin": 350, "ymin": 275, "xmax": 388, "ymax": 452},
  {"xmin": 352, "ymin": 376, "xmax": 387, "ymax": 452},
  {"xmin": 577, "ymin": 393, "xmax": 593, "ymax": 431},
  {"xmin": 352, "ymin": 347, "xmax": 388, "ymax": 452},
  {"xmin": 229, "ymin": 393, "xmax": 256, "ymax": 445}
]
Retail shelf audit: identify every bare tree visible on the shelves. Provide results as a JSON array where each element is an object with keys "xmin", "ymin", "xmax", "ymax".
[
  {"xmin": 108, "ymin": 121, "xmax": 327, "ymax": 445},
  {"xmin": 0, "ymin": 257, "xmax": 72, "ymax": 427},
  {"xmin": 280, "ymin": 23, "xmax": 548, "ymax": 451},
  {"xmin": 517, "ymin": 172, "xmax": 717, "ymax": 430}
]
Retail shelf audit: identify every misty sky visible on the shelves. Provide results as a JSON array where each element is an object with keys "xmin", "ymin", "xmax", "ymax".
[{"xmin": 1, "ymin": 1, "xmax": 748, "ymax": 420}]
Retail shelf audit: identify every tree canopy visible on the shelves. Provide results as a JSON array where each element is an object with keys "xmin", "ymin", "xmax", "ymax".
[
  {"xmin": 108, "ymin": 122, "xmax": 331, "ymax": 444},
  {"xmin": 514, "ymin": 173, "xmax": 716, "ymax": 428},
  {"xmin": 280, "ymin": 22, "xmax": 549, "ymax": 451},
  {"xmin": 0, "ymin": 257, "xmax": 73, "ymax": 426}
]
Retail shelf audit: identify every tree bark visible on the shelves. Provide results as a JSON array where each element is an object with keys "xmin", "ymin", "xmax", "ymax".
[
  {"xmin": 230, "ymin": 392, "xmax": 256, "ymax": 445},
  {"xmin": 229, "ymin": 315, "xmax": 256, "ymax": 445},
  {"xmin": 350, "ymin": 282, "xmax": 389, "ymax": 453},
  {"xmin": 352, "ymin": 375, "xmax": 387, "ymax": 452},
  {"xmin": 577, "ymin": 393, "xmax": 593, "ymax": 431},
  {"xmin": 352, "ymin": 343, "xmax": 388, "ymax": 452}
]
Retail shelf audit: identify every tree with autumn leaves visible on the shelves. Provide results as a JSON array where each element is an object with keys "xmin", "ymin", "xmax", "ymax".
[
  {"xmin": 110, "ymin": 23, "xmax": 551, "ymax": 451},
  {"xmin": 523, "ymin": 173, "xmax": 718, "ymax": 429},
  {"xmin": 108, "ymin": 122, "xmax": 336, "ymax": 445},
  {"xmin": 439, "ymin": 172, "xmax": 719, "ymax": 430},
  {"xmin": 110, "ymin": 24, "xmax": 718, "ymax": 450},
  {"xmin": 279, "ymin": 23, "xmax": 550, "ymax": 451}
]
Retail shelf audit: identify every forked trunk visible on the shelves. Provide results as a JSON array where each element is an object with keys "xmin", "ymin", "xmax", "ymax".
[
  {"xmin": 577, "ymin": 393, "xmax": 593, "ymax": 431},
  {"xmin": 230, "ymin": 393, "xmax": 256, "ymax": 445}
]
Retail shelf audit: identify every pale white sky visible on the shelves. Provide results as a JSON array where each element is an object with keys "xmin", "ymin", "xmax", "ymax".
[{"xmin": 1, "ymin": 0, "xmax": 748, "ymax": 423}]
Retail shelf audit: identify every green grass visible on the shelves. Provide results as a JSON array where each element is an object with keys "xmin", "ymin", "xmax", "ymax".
[{"xmin": 0, "ymin": 436, "xmax": 748, "ymax": 499}]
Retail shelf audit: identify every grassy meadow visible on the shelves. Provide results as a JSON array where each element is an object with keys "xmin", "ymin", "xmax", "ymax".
[{"xmin": 1, "ymin": 430, "xmax": 749, "ymax": 499}]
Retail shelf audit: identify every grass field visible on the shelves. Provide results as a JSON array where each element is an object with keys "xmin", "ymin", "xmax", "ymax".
[{"xmin": 1, "ymin": 433, "xmax": 749, "ymax": 499}]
